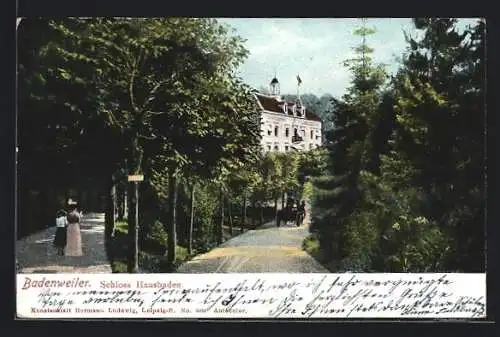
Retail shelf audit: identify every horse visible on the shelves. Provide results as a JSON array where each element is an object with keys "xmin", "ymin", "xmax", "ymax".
[{"xmin": 276, "ymin": 205, "xmax": 298, "ymax": 227}]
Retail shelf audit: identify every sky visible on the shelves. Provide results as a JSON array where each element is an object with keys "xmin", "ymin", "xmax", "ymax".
[{"xmin": 217, "ymin": 18, "xmax": 479, "ymax": 98}]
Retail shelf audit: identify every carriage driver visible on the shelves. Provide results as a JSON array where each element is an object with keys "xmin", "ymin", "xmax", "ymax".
[{"xmin": 296, "ymin": 200, "xmax": 306, "ymax": 226}]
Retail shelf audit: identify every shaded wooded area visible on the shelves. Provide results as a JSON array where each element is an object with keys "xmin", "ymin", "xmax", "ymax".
[{"xmin": 307, "ymin": 18, "xmax": 485, "ymax": 273}]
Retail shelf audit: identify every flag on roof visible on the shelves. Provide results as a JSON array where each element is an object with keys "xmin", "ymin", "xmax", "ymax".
[{"xmin": 297, "ymin": 74, "xmax": 302, "ymax": 86}]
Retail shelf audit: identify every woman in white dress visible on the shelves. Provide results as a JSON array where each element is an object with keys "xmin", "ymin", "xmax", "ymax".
[{"xmin": 65, "ymin": 203, "xmax": 83, "ymax": 256}]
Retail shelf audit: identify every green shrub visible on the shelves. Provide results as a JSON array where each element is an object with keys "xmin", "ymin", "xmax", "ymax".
[
  {"xmin": 191, "ymin": 183, "xmax": 218, "ymax": 253},
  {"xmin": 308, "ymin": 168, "xmax": 452, "ymax": 273},
  {"xmin": 338, "ymin": 211, "xmax": 379, "ymax": 272},
  {"xmin": 110, "ymin": 230, "xmax": 129, "ymax": 260},
  {"xmin": 141, "ymin": 220, "xmax": 168, "ymax": 255},
  {"xmin": 302, "ymin": 233, "xmax": 323, "ymax": 261},
  {"xmin": 384, "ymin": 216, "xmax": 451, "ymax": 272},
  {"xmin": 139, "ymin": 246, "xmax": 190, "ymax": 272},
  {"xmin": 111, "ymin": 260, "xmax": 128, "ymax": 273}
]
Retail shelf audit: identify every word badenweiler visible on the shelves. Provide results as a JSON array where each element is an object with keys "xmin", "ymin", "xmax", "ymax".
[{"xmin": 22, "ymin": 277, "xmax": 91, "ymax": 290}]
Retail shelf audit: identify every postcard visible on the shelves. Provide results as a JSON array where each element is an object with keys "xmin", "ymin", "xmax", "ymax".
[{"xmin": 15, "ymin": 17, "xmax": 487, "ymax": 320}]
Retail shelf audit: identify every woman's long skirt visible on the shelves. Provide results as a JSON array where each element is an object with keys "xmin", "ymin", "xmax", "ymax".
[
  {"xmin": 65, "ymin": 222, "xmax": 83, "ymax": 256},
  {"xmin": 53, "ymin": 227, "xmax": 67, "ymax": 248}
]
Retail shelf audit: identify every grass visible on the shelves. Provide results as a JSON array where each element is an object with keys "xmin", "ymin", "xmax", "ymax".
[
  {"xmin": 111, "ymin": 246, "xmax": 189, "ymax": 273},
  {"xmin": 302, "ymin": 233, "xmax": 337, "ymax": 272}
]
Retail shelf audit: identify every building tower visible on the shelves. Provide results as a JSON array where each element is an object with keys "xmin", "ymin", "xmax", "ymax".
[{"xmin": 269, "ymin": 77, "xmax": 280, "ymax": 98}]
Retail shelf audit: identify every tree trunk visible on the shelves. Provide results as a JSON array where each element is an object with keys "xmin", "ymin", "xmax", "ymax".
[
  {"xmin": 251, "ymin": 201, "xmax": 256, "ymax": 227},
  {"xmin": 188, "ymin": 182, "xmax": 195, "ymax": 255},
  {"xmin": 242, "ymin": 195, "xmax": 247, "ymax": 231},
  {"xmin": 217, "ymin": 188, "xmax": 224, "ymax": 245},
  {"xmin": 123, "ymin": 185, "xmax": 128, "ymax": 219},
  {"xmin": 228, "ymin": 195, "xmax": 233, "ymax": 236},
  {"xmin": 274, "ymin": 197, "xmax": 279, "ymax": 227},
  {"xmin": 127, "ymin": 139, "xmax": 143, "ymax": 274},
  {"xmin": 127, "ymin": 181, "xmax": 139, "ymax": 273},
  {"xmin": 259, "ymin": 203, "xmax": 264, "ymax": 226},
  {"xmin": 281, "ymin": 192, "xmax": 285, "ymax": 209},
  {"xmin": 117, "ymin": 183, "xmax": 125, "ymax": 221},
  {"xmin": 166, "ymin": 172, "xmax": 178, "ymax": 267},
  {"xmin": 104, "ymin": 174, "xmax": 116, "ymax": 261}
]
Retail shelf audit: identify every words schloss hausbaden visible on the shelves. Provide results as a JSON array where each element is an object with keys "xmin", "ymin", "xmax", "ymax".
[{"xmin": 20, "ymin": 275, "xmax": 485, "ymax": 317}]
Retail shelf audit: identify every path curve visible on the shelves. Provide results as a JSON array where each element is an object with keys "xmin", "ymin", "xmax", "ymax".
[{"xmin": 177, "ymin": 217, "xmax": 327, "ymax": 273}]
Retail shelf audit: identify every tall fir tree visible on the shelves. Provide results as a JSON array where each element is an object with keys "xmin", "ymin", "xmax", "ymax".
[{"xmin": 311, "ymin": 19, "xmax": 388, "ymax": 269}]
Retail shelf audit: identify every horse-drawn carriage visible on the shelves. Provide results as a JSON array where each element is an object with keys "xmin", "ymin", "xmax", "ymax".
[{"xmin": 276, "ymin": 199, "xmax": 305, "ymax": 227}]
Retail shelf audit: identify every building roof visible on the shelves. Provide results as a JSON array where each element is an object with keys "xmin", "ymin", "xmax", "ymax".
[{"xmin": 254, "ymin": 93, "xmax": 322, "ymax": 122}]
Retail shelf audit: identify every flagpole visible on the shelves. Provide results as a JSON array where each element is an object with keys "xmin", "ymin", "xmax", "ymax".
[{"xmin": 296, "ymin": 74, "xmax": 302, "ymax": 103}]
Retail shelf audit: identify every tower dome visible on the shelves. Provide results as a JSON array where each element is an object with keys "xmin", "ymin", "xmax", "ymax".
[{"xmin": 269, "ymin": 77, "xmax": 280, "ymax": 97}]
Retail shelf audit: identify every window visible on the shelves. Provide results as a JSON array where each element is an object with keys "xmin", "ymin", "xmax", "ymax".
[
  {"xmin": 309, "ymin": 144, "xmax": 313, "ymax": 149},
  {"xmin": 267, "ymin": 145, "xmax": 271, "ymax": 151},
  {"xmin": 294, "ymin": 128, "xmax": 298, "ymax": 136},
  {"xmin": 310, "ymin": 130, "xmax": 314, "ymax": 139},
  {"xmin": 285, "ymin": 145, "xmax": 289, "ymax": 151},
  {"xmin": 274, "ymin": 126, "xmax": 279, "ymax": 137},
  {"xmin": 274, "ymin": 145, "xmax": 279, "ymax": 151},
  {"xmin": 285, "ymin": 128, "xmax": 289, "ymax": 137},
  {"xmin": 301, "ymin": 130, "xmax": 305, "ymax": 137},
  {"xmin": 268, "ymin": 129, "xmax": 272, "ymax": 136}
]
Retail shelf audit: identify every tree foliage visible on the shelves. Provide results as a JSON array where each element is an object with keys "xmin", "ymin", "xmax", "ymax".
[
  {"xmin": 310, "ymin": 18, "xmax": 485, "ymax": 272},
  {"xmin": 17, "ymin": 18, "xmax": 262, "ymax": 272}
]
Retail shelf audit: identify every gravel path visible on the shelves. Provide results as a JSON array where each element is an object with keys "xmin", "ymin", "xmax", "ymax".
[
  {"xmin": 16, "ymin": 213, "xmax": 112, "ymax": 273},
  {"xmin": 177, "ymin": 214, "xmax": 327, "ymax": 273}
]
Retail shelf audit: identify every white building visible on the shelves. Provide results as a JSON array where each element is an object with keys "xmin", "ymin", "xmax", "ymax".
[{"xmin": 254, "ymin": 77, "xmax": 322, "ymax": 152}]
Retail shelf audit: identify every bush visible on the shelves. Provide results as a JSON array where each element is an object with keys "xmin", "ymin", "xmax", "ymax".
[
  {"xmin": 302, "ymin": 233, "xmax": 323, "ymax": 261},
  {"xmin": 308, "ymin": 168, "xmax": 453, "ymax": 273},
  {"xmin": 338, "ymin": 211, "xmax": 379, "ymax": 272},
  {"xmin": 384, "ymin": 216, "xmax": 451, "ymax": 272},
  {"xmin": 142, "ymin": 246, "xmax": 190, "ymax": 272},
  {"xmin": 191, "ymin": 183, "xmax": 218, "ymax": 253},
  {"xmin": 140, "ymin": 220, "xmax": 168, "ymax": 255}
]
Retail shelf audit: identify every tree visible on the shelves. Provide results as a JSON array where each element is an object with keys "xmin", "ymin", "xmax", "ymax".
[
  {"xmin": 310, "ymin": 18, "xmax": 485, "ymax": 273},
  {"xmin": 142, "ymin": 19, "xmax": 262, "ymax": 265},
  {"xmin": 387, "ymin": 18, "xmax": 485, "ymax": 271},
  {"xmin": 311, "ymin": 18, "xmax": 389, "ymax": 270},
  {"xmin": 30, "ymin": 18, "xmax": 262, "ymax": 272},
  {"xmin": 17, "ymin": 18, "xmax": 127, "ymax": 242}
]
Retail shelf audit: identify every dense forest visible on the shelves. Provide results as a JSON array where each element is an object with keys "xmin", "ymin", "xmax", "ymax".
[{"xmin": 306, "ymin": 18, "xmax": 485, "ymax": 273}]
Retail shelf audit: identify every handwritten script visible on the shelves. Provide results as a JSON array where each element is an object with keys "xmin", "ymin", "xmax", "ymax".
[{"xmin": 17, "ymin": 273, "xmax": 486, "ymax": 319}]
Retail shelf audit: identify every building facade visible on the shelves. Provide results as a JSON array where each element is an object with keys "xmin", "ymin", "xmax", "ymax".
[{"xmin": 254, "ymin": 77, "xmax": 322, "ymax": 152}]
